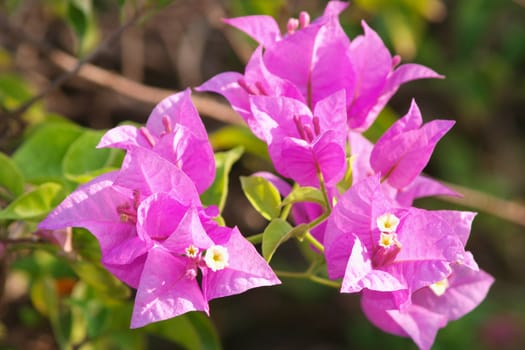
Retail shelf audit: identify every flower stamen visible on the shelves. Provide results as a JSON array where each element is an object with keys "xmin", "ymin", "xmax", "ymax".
[
  {"xmin": 287, "ymin": 18, "xmax": 299, "ymax": 34},
  {"xmin": 204, "ymin": 245, "xmax": 229, "ymax": 272},
  {"xmin": 376, "ymin": 213, "xmax": 400, "ymax": 233},
  {"xmin": 139, "ymin": 127, "xmax": 156, "ymax": 147},
  {"xmin": 429, "ymin": 278, "xmax": 449, "ymax": 297},
  {"xmin": 299, "ymin": 11, "xmax": 310, "ymax": 28}
]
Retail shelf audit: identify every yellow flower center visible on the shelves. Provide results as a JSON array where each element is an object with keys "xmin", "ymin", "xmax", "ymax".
[
  {"xmin": 376, "ymin": 213, "xmax": 400, "ymax": 233},
  {"xmin": 378, "ymin": 232, "xmax": 402, "ymax": 248},
  {"xmin": 185, "ymin": 244, "xmax": 199, "ymax": 258},
  {"xmin": 204, "ymin": 245, "xmax": 229, "ymax": 272},
  {"xmin": 429, "ymin": 278, "xmax": 449, "ymax": 297}
]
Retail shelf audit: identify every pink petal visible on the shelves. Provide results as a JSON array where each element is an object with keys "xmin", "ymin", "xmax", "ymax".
[
  {"xmin": 347, "ymin": 21, "xmax": 392, "ymax": 129},
  {"xmin": 101, "ymin": 236, "xmax": 148, "ymax": 288},
  {"xmin": 312, "ymin": 131, "xmax": 347, "ymax": 186},
  {"xmin": 313, "ymin": 89, "xmax": 348, "ymax": 139},
  {"xmin": 263, "ymin": 24, "xmax": 320, "ymax": 99},
  {"xmin": 131, "ymin": 247, "xmax": 208, "ymax": 328},
  {"xmin": 250, "ymin": 95, "xmax": 312, "ymax": 143},
  {"xmin": 153, "ymin": 125, "xmax": 215, "ymax": 193},
  {"xmin": 385, "ymin": 63, "xmax": 444, "ymax": 95},
  {"xmin": 309, "ymin": 20, "xmax": 354, "ymax": 105},
  {"xmin": 394, "ymin": 175, "xmax": 461, "ymax": 206},
  {"xmin": 361, "ymin": 289, "xmax": 447, "ymax": 350},
  {"xmin": 387, "ymin": 304, "xmax": 447, "ymax": 350},
  {"xmin": 162, "ymin": 206, "xmax": 214, "ymax": 253},
  {"xmin": 97, "ymin": 125, "xmax": 149, "ymax": 150},
  {"xmin": 38, "ymin": 172, "xmax": 136, "ymax": 256},
  {"xmin": 146, "ymin": 88, "xmax": 207, "ymax": 140},
  {"xmin": 115, "ymin": 148, "xmax": 199, "ymax": 202},
  {"xmin": 341, "ymin": 236, "xmax": 404, "ymax": 293},
  {"xmin": 223, "ymin": 15, "xmax": 281, "ymax": 47},
  {"xmin": 412, "ymin": 264, "xmax": 494, "ymax": 321},
  {"xmin": 202, "ymin": 227, "xmax": 280, "ymax": 301}
]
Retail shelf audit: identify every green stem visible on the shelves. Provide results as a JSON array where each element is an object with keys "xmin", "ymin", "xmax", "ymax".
[
  {"xmin": 308, "ymin": 275, "xmax": 341, "ymax": 288},
  {"xmin": 303, "ymin": 232, "xmax": 324, "ymax": 253},
  {"xmin": 246, "ymin": 233, "xmax": 263, "ymax": 244},
  {"xmin": 280, "ymin": 201, "xmax": 292, "ymax": 221},
  {"xmin": 274, "ymin": 270, "xmax": 341, "ymax": 289}
]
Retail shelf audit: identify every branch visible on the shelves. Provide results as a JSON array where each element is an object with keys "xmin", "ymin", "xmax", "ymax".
[
  {"xmin": 438, "ymin": 181, "xmax": 525, "ymax": 228},
  {"xmin": 47, "ymin": 49, "xmax": 243, "ymax": 125},
  {"xmin": 0, "ymin": 5, "xmax": 148, "ymax": 119}
]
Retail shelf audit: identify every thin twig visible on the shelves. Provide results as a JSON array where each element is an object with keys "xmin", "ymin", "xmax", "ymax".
[
  {"xmin": 0, "ymin": 5, "xmax": 148, "ymax": 119},
  {"xmin": 438, "ymin": 182, "xmax": 525, "ymax": 228},
  {"xmin": 47, "ymin": 49, "xmax": 243, "ymax": 125}
]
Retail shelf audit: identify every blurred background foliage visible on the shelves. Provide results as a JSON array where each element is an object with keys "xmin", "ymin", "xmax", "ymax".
[{"xmin": 0, "ymin": 0, "xmax": 524, "ymax": 349}]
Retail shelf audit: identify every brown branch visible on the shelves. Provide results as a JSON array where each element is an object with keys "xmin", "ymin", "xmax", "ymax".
[
  {"xmin": 438, "ymin": 182, "xmax": 525, "ymax": 228},
  {"xmin": 0, "ymin": 5, "xmax": 149, "ymax": 119},
  {"xmin": 47, "ymin": 49, "xmax": 243, "ymax": 125}
]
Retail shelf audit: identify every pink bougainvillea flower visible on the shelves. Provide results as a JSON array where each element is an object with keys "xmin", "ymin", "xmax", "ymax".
[
  {"xmin": 38, "ymin": 147, "xmax": 201, "ymax": 288},
  {"xmin": 361, "ymin": 264, "xmax": 494, "ymax": 350},
  {"xmin": 348, "ymin": 101, "xmax": 459, "ymax": 205},
  {"xmin": 130, "ymin": 192, "xmax": 281, "ymax": 328},
  {"xmin": 98, "ymin": 89, "xmax": 215, "ymax": 193},
  {"xmin": 198, "ymin": 1, "xmax": 441, "ymax": 131},
  {"xmin": 222, "ymin": 0, "xmax": 348, "ymax": 48},
  {"xmin": 345, "ymin": 22, "xmax": 442, "ymax": 131},
  {"xmin": 324, "ymin": 175, "xmax": 477, "ymax": 298},
  {"xmin": 369, "ymin": 100, "xmax": 455, "ymax": 189},
  {"xmin": 249, "ymin": 90, "xmax": 348, "ymax": 187},
  {"xmin": 38, "ymin": 171, "xmax": 148, "ymax": 288},
  {"xmin": 40, "ymin": 146, "xmax": 280, "ymax": 328},
  {"xmin": 350, "ymin": 130, "xmax": 458, "ymax": 206}
]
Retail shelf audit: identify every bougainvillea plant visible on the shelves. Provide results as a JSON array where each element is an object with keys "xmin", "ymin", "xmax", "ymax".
[{"xmin": 0, "ymin": 1, "xmax": 492, "ymax": 349}]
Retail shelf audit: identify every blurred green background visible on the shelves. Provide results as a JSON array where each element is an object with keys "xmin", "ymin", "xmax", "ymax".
[{"xmin": 0, "ymin": 0, "xmax": 524, "ymax": 349}]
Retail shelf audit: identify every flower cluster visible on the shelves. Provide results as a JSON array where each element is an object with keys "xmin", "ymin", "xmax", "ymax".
[
  {"xmin": 38, "ymin": 89, "xmax": 280, "ymax": 328},
  {"xmin": 196, "ymin": 2, "xmax": 493, "ymax": 349},
  {"xmin": 38, "ymin": 2, "xmax": 493, "ymax": 349}
]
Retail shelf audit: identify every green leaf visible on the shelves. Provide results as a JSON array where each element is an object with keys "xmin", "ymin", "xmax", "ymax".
[
  {"xmin": 200, "ymin": 147, "xmax": 244, "ymax": 212},
  {"xmin": 71, "ymin": 260, "xmax": 130, "ymax": 300},
  {"xmin": 63, "ymin": 129, "xmax": 124, "ymax": 183},
  {"xmin": 0, "ymin": 182, "xmax": 62, "ymax": 220},
  {"xmin": 30, "ymin": 277, "xmax": 58, "ymax": 317},
  {"xmin": 261, "ymin": 218, "xmax": 293, "ymax": 262},
  {"xmin": 0, "ymin": 151, "xmax": 24, "ymax": 198},
  {"xmin": 240, "ymin": 175, "xmax": 281, "ymax": 220},
  {"xmin": 30, "ymin": 277, "xmax": 71, "ymax": 348},
  {"xmin": 209, "ymin": 125, "xmax": 269, "ymax": 160},
  {"xmin": 0, "ymin": 73, "xmax": 34, "ymax": 108},
  {"xmin": 282, "ymin": 186, "xmax": 325, "ymax": 207},
  {"xmin": 13, "ymin": 122, "xmax": 84, "ymax": 183},
  {"xmin": 144, "ymin": 312, "xmax": 221, "ymax": 350},
  {"xmin": 66, "ymin": 0, "xmax": 98, "ymax": 53},
  {"xmin": 72, "ymin": 228, "xmax": 102, "ymax": 262}
]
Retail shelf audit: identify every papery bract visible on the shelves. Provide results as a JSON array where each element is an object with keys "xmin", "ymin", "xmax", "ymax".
[
  {"xmin": 249, "ymin": 90, "xmax": 348, "ymax": 187},
  {"xmin": 361, "ymin": 264, "xmax": 494, "ymax": 350},
  {"xmin": 348, "ymin": 101, "xmax": 458, "ymax": 205},
  {"xmin": 370, "ymin": 100, "xmax": 455, "ymax": 189},
  {"xmin": 98, "ymin": 89, "xmax": 215, "ymax": 193},
  {"xmin": 130, "ymin": 192, "xmax": 281, "ymax": 328},
  {"xmin": 324, "ymin": 175, "xmax": 475, "ymax": 297},
  {"xmin": 198, "ymin": 1, "xmax": 441, "ymax": 131},
  {"xmin": 38, "ymin": 171, "xmax": 147, "ymax": 287}
]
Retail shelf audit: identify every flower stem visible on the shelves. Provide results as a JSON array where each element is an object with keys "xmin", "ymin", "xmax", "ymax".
[
  {"xmin": 274, "ymin": 270, "xmax": 340, "ymax": 289},
  {"xmin": 246, "ymin": 233, "xmax": 263, "ymax": 244},
  {"xmin": 304, "ymin": 232, "xmax": 324, "ymax": 253}
]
